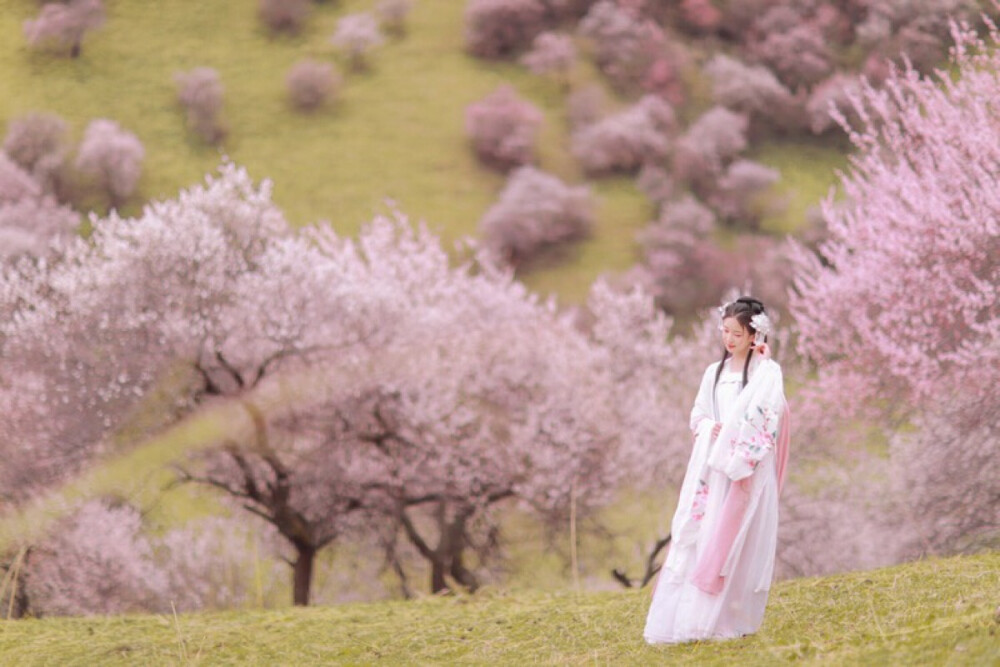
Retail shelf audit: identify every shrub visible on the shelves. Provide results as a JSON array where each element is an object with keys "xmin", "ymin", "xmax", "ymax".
[
  {"xmin": 639, "ymin": 201, "xmax": 787, "ymax": 315},
  {"xmin": 679, "ymin": 0, "xmax": 722, "ymax": 34},
  {"xmin": 377, "ymin": 0, "xmax": 415, "ymax": 36},
  {"xmin": 23, "ymin": 0, "xmax": 105, "ymax": 58},
  {"xmin": 465, "ymin": 85, "xmax": 544, "ymax": 169},
  {"xmin": 703, "ymin": 54, "xmax": 793, "ymax": 119},
  {"xmin": 636, "ymin": 163, "xmax": 674, "ymax": 208},
  {"xmin": 672, "ymin": 106, "xmax": 748, "ymax": 186},
  {"xmin": 520, "ymin": 32, "xmax": 576, "ymax": 83},
  {"xmin": 479, "ymin": 166, "xmax": 592, "ymax": 265},
  {"xmin": 286, "ymin": 60, "xmax": 341, "ymax": 111},
  {"xmin": 74, "ymin": 119, "xmax": 144, "ymax": 208},
  {"xmin": 0, "ymin": 195, "xmax": 80, "ymax": 261},
  {"xmin": 748, "ymin": 9, "xmax": 832, "ymax": 89},
  {"xmin": 2, "ymin": 112, "xmax": 68, "ymax": 191},
  {"xmin": 579, "ymin": 1, "xmax": 680, "ymax": 100},
  {"xmin": 174, "ymin": 67, "xmax": 226, "ymax": 144},
  {"xmin": 0, "ymin": 154, "xmax": 42, "ymax": 205},
  {"xmin": 707, "ymin": 159, "xmax": 781, "ymax": 226},
  {"xmin": 257, "ymin": 0, "xmax": 310, "ymax": 35},
  {"xmin": 330, "ymin": 13, "xmax": 385, "ymax": 71},
  {"xmin": 806, "ymin": 72, "xmax": 864, "ymax": 134},
  {"xmin": 571, "ymin": 95, "xmax": 676, "ymax": 174},
  {"xmin": 464, "ymin": 0, "xmax": 547, "ymax": 59}
]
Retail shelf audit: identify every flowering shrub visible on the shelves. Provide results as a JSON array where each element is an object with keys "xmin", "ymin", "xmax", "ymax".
[
  {"xmin": 2, "ymin": 112, "xmax": 68, "ymax": 192},
  {"xmin": 74, "ymin": 119, "xmax": 144, "ymax": 207},
  {"xmin": 672, "ymin": 106, "xmax": 748, "ymax": 186},
  {"xmin": 23, "ymin": 0, "xmax": 104, "ymax": 58},
  {"xmin": 521, "ymin": 31, "xmax": 577, "ymax": 83},
  {"xmin": 571, "ymin": 95, "xmax": 676, "ymax": 174},
  {"xmin": 257, "ymin": 0, "xmax": 310, "ymax": 35},
  {"xmin": 286, "ymin": 60, "xmax": 342, "ymax": 111},
  {"xmin": 465, "ymin": 85, "xmax": 544, "ymax": 169},
  {"xmin": 704, "ymin": 54, "xmax": 793, "ymax": 119},
  {"xmin": 708, "ymin": 159, "xmax": 781, "ymax": 227},
  {"xmin": 747, "ymin": 10, "xmax": 832, "ymax": 89},
  {"xmin": 479, "ymin": 166, "xmax": 592, "ymax": 265},
  {"xmin": 330, "ymin": 13, "xmax": 385, "ymax": 71},
  {"xmin": 174, "ymin": 67, "xmax": 226, "ymax": 144},
  {"xmin": 806, "ymin": 72, "xmax": 864, "ymax": 134},
  {"xmin": 464, "ymin": 0, "xmax": 547, "ymax": 58}
]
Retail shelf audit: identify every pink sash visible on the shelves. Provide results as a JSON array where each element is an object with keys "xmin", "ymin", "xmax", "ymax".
[{"xmin": 690, "ymin": 402, "xmax": 790, "ymax": 594}]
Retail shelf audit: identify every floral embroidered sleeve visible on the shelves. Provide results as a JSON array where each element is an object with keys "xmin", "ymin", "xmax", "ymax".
[
  {"xmin": 707, "ymin": 359, "xmax": 785, "ymax": 481},
  {"xmin": 718, "ymin": 404, "xmax": 780, "ymax": 480}
]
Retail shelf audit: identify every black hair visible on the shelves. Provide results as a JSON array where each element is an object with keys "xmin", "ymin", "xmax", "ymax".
[{"xmin": 713, "ymin": 296, "xmax": 768, "ymax": 394}]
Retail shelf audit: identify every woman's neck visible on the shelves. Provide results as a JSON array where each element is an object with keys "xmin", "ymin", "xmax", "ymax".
[{"xmin": 729, "ymin": 351, "xmax": 750, "ymax": 369}]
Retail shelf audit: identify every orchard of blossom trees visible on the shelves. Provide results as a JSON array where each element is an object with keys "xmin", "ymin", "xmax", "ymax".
[
  {"xmin": 0, "ymin": 162, "xmax": 720, "ymax": 613},
  {"xmin": 1, "ymin": 1, "xmax": 997, "ymax": 620}
]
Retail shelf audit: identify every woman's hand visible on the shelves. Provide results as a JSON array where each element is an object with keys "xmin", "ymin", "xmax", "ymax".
[
  {"xmin": 754, "ymin": 342, "xmax": 771, "ymax": 359},
  {"xmin": 711, "ymin": 422, "xmax": 722, "ymax": 441}
]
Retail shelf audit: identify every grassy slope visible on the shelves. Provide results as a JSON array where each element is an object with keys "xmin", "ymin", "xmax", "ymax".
[
  {"xmin": 0, "ymin": 0, "xmax": 844, "ymax": 305},
  {"xmin": 0, "ymin": 552, "xmax": 996, "ymax": 665}
]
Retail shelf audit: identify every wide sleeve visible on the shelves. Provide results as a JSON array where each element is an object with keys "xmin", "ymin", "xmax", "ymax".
[
  {"xmin": 707, "ymin": 360, "xmax": 785, "ymax": 481},
  {"xmin": 689, "ymin": 363, "xmax": 718, "ymax": 438}
]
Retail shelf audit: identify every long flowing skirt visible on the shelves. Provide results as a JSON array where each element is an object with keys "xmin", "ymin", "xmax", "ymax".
[{"xmin": 643, "ymin": 460, "xmax": 778, "ymax": 644}]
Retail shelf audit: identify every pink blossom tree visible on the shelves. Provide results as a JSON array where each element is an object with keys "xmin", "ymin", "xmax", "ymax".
[
  {"xmin": 0, "ymin": 154, "xmax": 77, "ymax": 261},
  {"xmin": 672, "ymin": 106, "xmax": 748, "ymax": 188},
  {"xmin": 747, "ymin": 7, "xmax": 832, "ymax": 89},
  {"xmin": 464, "ymin": 0, "xmax": 547, "ymax": 58},
  {"xmin": 578, "ymin": 1, "xmax": 683, "ymax": 101},
  {"xmin": 174, "ymin": 67, "xmax": 226, "ymax": 145},
  {"xmin": 74, "ymin": 119, "xmax": 144, "ymax": 209},
  {"xmin": 23, "ymin": 0, "xmax": 105, "ymax": 59},
  {"xmin": 703, "ymin": 54, "xmax": 795, "ymax": 128},
  {"xmin": 521, "ymin": 31, "xmax": 577, "ymax": 86},
  {"xmin": 478, "ymin": 166, "xmax": 592, "ymax": 266},
  {"xmin": 257, "ymin": 0, "xmax": 310, "ymax": 35},
  {"xmin": 0, "ymin": 162, "xmax": 699, "ymax": 606},
  {"xmin": 330, "ymin": 13, "xmax": 385, "ymax": 71},
  {"xmin": 2, "ymin": 112, "xmax": 69, "ymax": 193},
  {"xmin": 805, "ymin": 72, "xmax": 865, "ymax": 134},
  {"xmin": 571, "ymin": 95, "xmax": 676, "ymax": 174},
  {"xmin": 707, "ymin": 158, "xmax": 781, "ymax": 227},
  {"xmin": 465, "ymin": 85, "xmax": 544, "ymax": 170},
  {"xmin": 285, "ymin": 60, "xmax": 342, "ymax": 111},
  {"xmin": 789, "ymin": 20, "xmax": 1000, "ymax": 557},
  {"xmin": 678, "ymin": 0, "xmax": 722, "ymax": 35}
]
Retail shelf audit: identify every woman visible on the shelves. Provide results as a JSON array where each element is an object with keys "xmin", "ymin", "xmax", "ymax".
[{"xmin": 644, "ymin": 296, "xmax": 790, "ymax": 644}]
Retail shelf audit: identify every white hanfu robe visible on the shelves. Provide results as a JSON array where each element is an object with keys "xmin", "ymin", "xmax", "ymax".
[{"xmin": 644, "ymin": 355, "xmax": 788, "ymax": 644}]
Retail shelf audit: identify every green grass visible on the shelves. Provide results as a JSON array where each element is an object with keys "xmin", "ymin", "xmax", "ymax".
[
  {"xmin": 752, "ymin": 137, "xmax": 850, "ymax": 235},
  {"xmin": 0, "ymin": 552, "xmax": 996, "ymax": 665}
]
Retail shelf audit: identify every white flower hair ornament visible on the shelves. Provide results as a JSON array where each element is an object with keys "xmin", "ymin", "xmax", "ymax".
[{"xmin": 750, "ymin": 312, "xmax": 772, "ymax": 339}]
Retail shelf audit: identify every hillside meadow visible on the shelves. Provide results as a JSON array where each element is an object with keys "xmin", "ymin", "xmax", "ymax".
[
  {"xmin": 0, "ymin": 551, "xmax": 997, "ymax": 665},
  {"xmin": 0, "ymin": 0, "xmax": 844, "ymax": 302}
]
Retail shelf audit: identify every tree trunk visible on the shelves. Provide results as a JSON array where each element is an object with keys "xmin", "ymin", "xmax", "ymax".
[{"xmin": 292, "ymin": 544, "xmax": 316, "ymax": 606}]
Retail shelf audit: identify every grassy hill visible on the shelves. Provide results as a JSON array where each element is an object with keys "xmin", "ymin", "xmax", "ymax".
[
  {"xmin": 0, "ymin": 551, "xmax": 996, "ymax": 665},
  {"xmin": 0, "ymin": 0, "xmax": 844, "ymax": 304}
]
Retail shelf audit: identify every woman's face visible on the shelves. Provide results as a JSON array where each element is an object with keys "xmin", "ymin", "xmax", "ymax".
[{"xmin": 721, "ymin": 316, "xmax": 753, "ymax": 357}]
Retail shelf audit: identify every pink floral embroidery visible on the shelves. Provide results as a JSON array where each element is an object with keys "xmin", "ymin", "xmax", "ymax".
[
  {"xmin": 691, "ymin": 479, "xmax": 709, "ymax": 521},
  {"xmin": 731, "ymin": 405, "xmax": 778, "ymax": 469}
]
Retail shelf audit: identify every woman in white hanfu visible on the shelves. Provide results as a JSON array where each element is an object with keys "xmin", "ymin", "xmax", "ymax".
[{"xmin": 644, "ymin": 296, "xmax": 790, "ymax": 644}]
